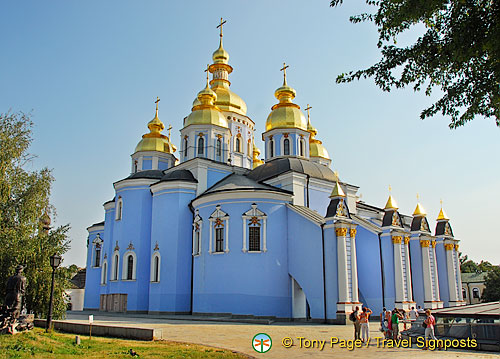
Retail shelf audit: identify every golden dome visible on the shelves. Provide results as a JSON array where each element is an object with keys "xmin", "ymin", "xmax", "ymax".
[
  {"xmin": 252, "ymin": 143, "xmax": 264, "ymax": 168},
  {"xmin": 437, "ymin": 207, "xmax": 449, "ymax": 221},
  {"xmin": 212, "ymin": 40, "xmax": 229, "ymax": 65},
  {"xmin": 184, "ymin": 69, "xmax": 229, "ymax": 128},
  {"xmin": 211, "ymin": 84, "xmax": 247, "ymax": 115},
  {"xmin": 135, "ymin": 99, "xmax": 177, "ymax": 154},
  {"xmin": 384, "ymin": 195, "xmax": 399, "ymax": 210},
  {"xmin": 265, "ymin": 66, "xmax": 307, "ymax": 132},
  {"xmin": 305, "ymin": 104, "xmax": 330, "ymax": 159},
  {"xmin": 413, "ymin": 202, "xmax": 427, "ymax": 216}
]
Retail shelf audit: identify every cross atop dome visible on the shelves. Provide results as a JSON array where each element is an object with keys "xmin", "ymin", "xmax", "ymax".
[{"xmin": 280, "ymin": 62, "xmax": 289, "ymax": 86}]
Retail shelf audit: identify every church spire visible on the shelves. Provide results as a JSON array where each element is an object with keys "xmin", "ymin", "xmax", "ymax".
[
  {"xmin": 413, "ymin": 193, "xmax": 427, "ymax": 217},
  {"xmin": 330, "ymin": 171, "xmax": 346, "ymax": 198},
  {"xmin": 437, "ymin": 199, "xmax": 449, "ymax": 221},
  {"xmin": 384, "ymin": 185, "xmax": 399, "ymax": 210}
]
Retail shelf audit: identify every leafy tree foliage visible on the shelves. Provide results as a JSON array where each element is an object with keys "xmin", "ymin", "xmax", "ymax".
[
  {"xmin": 481, "ymin": 266, "xmax": 500, "ymax": 302},
  {"xmin": 330, "ymin": 0, "xmax": 500, "ymax": 128},
  {"xmin": 0, "ymin": 112, "xmax": 71, "ymax": 319}
]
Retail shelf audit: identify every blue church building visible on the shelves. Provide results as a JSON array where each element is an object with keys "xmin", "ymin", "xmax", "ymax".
[{"xmin": 84, "ymin": 24, "xmax": 465, "ymax": 322}]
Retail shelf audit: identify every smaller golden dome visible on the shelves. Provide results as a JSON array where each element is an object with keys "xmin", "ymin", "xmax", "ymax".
[
  {"xmin": 384, "ymin": 195, "xmax": 399, "ymax": 210},
  {"xmin": 309, "ymin": 139, "xmax": 330, "ymax": 159},
  {"xmin": 330, "ymin": 181, "xmax": 346, "ymax": 198},
  {"xmin": 252, "ymin": 143, "xmax": 264, "ymax": 168},
  {"xmin": 266, "ymin": 65, "xmax": 307, "ymax": 132},
  {"xmin": 212, "ymin": 41, "xmax": 229, "ymax": 65},
  {"xmin": 437, "ymin": 207, "xmax": 449, "ymax": 221},
  {"xmin": 413, "ymin": 202, "xmax": 427, "ymax": 216},
  {"xmin": 135, "ymin": 98, "xmax": 177, "ymax": 154},
  {"xmin": 184, "ymin": 68, "xmax": 228, "ymax": 128}
]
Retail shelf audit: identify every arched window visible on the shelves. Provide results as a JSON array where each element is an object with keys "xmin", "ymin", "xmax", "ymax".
[
  {"xmin": 94, "ymin": 244, "xmax": 101, "ymax": 267},
  {"xmin": 127, "ymin": 255, "xmax": 134, "ymax": 280},
  {"xmin": 472, "ymin": 287, "xmax": 480, "ymax": 299},
  {"xmin": 283, "ymin": 138, "xmax": 290, "ymax": 155},
  {"xmin": 116, "ymin": 197, "xmax": 123, "ymax": 221},
  {"xmin": 193, "ymin": 211, "xmax": 202, "ymax": 256},
  {"xmin": 113, "ymin": 254, "xmax": 119, "ymax": 281},
  {"xmin": 299, "ymin": 139, "xmax": 304, "ymax": 157},
  {"xmin": 235, "ymin": 137, "xmax": 241, "ymax": 152},
  {"xmin": 197, "ymin": 137, "xmax": 204, "ymax": 155},
  {"xmin": 101, "ymin": 261, "xmax": 107, "ymax": 284},
  {"xmin": 269, "ymin": 139, "xmax": 274, "ymax": 157},
  {"xmin": 216, "ymin": 138, "xmax": 222, "ymax": 157},
  {"xmin": 184, "ymin": 138, "xmax": 188, "ymax": 157},
  {"xmin": 209, "ymin": 205, "xmax": 229, "ymax": 254},
  {"xmin": 242, "ymin": 204, "xmax": 267, "ymax": 252},
  {"xmin": 150, "ymin": 252, "xmax": 161, "ymax": 282}
]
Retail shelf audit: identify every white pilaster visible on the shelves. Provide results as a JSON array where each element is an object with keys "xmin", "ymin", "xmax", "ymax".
[{"xmin": 350, "ymin": 228, "xmax": 359, "ymax": 303}]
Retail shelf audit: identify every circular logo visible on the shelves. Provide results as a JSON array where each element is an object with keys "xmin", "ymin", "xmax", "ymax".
[{"xmin": 252, "ymin": 333, "xmax": 272, "ymax": 353}]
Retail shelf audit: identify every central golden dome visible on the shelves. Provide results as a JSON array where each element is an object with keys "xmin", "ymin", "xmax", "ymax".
[
  {"xmin": 185, "ymin": 70, "xmax": 229, "ymax": 128},
  {"xmin": 265, "ymin": 69, "xmax": 307, "ymax": 132}
]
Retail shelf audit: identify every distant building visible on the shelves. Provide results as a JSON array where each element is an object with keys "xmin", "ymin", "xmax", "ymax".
[
  {"xmin": 461, "ymin": 272, "xmax": 487, "ymax": 305},
  {"xmin": 67, "ymin": 268, "xmax": 86, "ymax": 311}
]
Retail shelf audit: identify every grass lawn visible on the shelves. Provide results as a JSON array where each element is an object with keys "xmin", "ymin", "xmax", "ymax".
[{"xmin": 0, "ymin": 328, "xmax": 249, "ymax": 358}]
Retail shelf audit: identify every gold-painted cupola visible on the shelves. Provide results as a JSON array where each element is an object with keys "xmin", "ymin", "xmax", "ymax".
[
  {"xmin": 410, "ymin": 195, "xmax": 431, "ymax": 233},
  {"xmin": 382, "ymin": 187, "xmax": 403, "ymax": 228},
  {"xmin": 305, "ymin": 104, "xmax": 331, "ymax": 166},
  {"xmin": 435, "ymin": 201, "xmax": 454, "ymax": 237},
  {"xmin": 326, "ymin": 171, "xmax": 350, "ymax": 218},
  {"xmin": 132, "ymin": 98, "xmax": 177, "ymax": 173}
]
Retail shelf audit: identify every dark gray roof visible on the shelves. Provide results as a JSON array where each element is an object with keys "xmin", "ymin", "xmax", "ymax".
[
  {"xmin": 326, "ymin": 198, "xmax": 351, "ymax": 218},
  {"xmin": 70, "ymin": 268, "xmax": 86, "ymax": 289},
  {"xmin": 91, "ymin": 221, "xmax": 104, "ymax": 227},
  {"xmin": 126, "ymin": 170, "xmax": 164, "ymax": 180},
  {"xmin": 160, "ymin": 169, "xmax": 197, "ymax": 183},
  {"xmin": 435, "ymin": 221, "xmax": 454, "ymax": 237},
  {"xmin": 248, "ymin": 158, "xmax": 337, "ymax": 183},
  {"xmin": 433, "ymin": 301, "xmax": 500, "ymax": 318},
  {"xmin": 199, "ymin": 173, "xmax": 292, "ymax": 197}
]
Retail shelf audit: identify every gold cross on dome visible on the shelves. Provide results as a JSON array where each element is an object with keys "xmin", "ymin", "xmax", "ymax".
[
  {"xmin": 280, "ymin": 62, "xmax": 289, "ymax": 85},
  {"xmin": 204, "ymin": 64, "xmax": 210, "ymax": 85},
  {"xmin": 155, "ymin": 96, "xmax": 160, "ymax": 111},
  {"xmin": 305, "ymin": 104, "xmax": 312, "ymax": 122},
  {"xmin": 217, "ymin": 17, "xmax": 226, "ymax": 38},
  {"xmin": 388, "ymin": 185, "xmax": 392, "ymax": 193},
  {"xmin": 167, "ymin": 125, "xmax": 172, "ymax": 138},
  {"xmin": 333, "ymin": 170, "xmax": 340, "ymax": 182},
  {"xmin": 416, "ymin": 193, "xmax": 420, "ymax": 201}
]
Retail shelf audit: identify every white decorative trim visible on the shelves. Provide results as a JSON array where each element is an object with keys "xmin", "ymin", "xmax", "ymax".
[
  {"xmin": 150, "ymin": 181, "xmax": 197, "ymax": 194},
  {"xmin": 87, "ymin": 224, "xmax": 105, "ymax": 232},
  {"xmin": 122, "ymin": 250, "xmax": 137, "ymax": 280},
  {"xmin": 242, "ymin": 204, "xmax": 267, "ymax": 252},
  {"xmin": 103, "ymin": 201, "xmax": 115, "ymax": 211},
  {"xmin": 113, "ymin": 178, "xmax": 159, "ymax": 191},
  {"xmin": 111, "ymin": 251, "xmax": 120, "ymax": 281},
  {"xmin": 280, "ymin": 136, "xmax": 292, "ymax": 156},
  {"xmin": 208, "ymin": 205, "xmax": 229, "ymax": 254},
  {"xmin": 115, "ymin": 197, "xmax": 123, "ymax": 221},
  {"xmin": 101, "ymin": 260, "xmax": 108, "ymax": 285},
  {"xmin": 192, "ymin": 191, "xmax": 292, "ymax": 208},
  {"xmin": 192, "ymin": 211, "xmax": 202, "ymax": 256}
]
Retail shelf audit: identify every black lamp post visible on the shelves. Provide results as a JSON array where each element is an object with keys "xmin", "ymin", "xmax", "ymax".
[{"xmin": 46, "ymin": 253, "xmax": 62, "ymax": 332}]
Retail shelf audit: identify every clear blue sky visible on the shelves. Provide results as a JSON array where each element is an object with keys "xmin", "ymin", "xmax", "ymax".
[{"xmin": 1, "ymin": 1, "xmax": 499, "ymax": 267}]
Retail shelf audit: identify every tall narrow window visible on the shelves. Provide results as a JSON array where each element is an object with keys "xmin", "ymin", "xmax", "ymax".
[
  {"xmin": 270, "ymin": 139, "xmax": 274, "ymax": 157},
  {"xmin": 299, "ymin": 139, "xmax": 304, "ymax": 156},
  {"xmin": 116, "ymin": 197, "xmax": 123, "ymax": 220},
  {"xmin": 94, "ymin": 245, "xmax": 101, "ymax": 267},
  {"xmin": 472, "ymin": 288, "xmax": 480, "ymax": 299},
  {"xmin": 236, "ymin": 137, "xmax": 241, "ymax": 152},
  {"xmin": 215, "ymin": 228, "xmax": 224, "ymax": 252},
  {"xmin": 102, "ymin": 262, "xmax": 107, "ymax": 284},
  {"xmin": 216, "ymin": 139, "xmax": 222, "ymax": 157},
  {"xmin": 284, "ymin": 138, "xmax": 290, "ymax": 155},
  {"xmin": 153, "ymin": 256, "xmax": 159, "ymax": 282},
  {"xmin": 184, "ymin": 138, "xmax": 188, "ymax": 157},
  {"xmin": 249, "ymin": 226, "xmax": 260, "ymax": 251},
  {"xmin": 127, "ymin": 255, "xmax": 134, "ymax": 280},
  {"xmin": 197, "ymin": 137, "xmax": 204, "ymax": 155},
  {"xmin": 113, "ymin": 254, "xmax": 119, "ymax": 280},
  {"xmin": 194, "ymin": 231, "xmax": 200, "ymax": 254}
]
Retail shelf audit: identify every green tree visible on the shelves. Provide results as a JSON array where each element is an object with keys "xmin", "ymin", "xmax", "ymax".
[
  {"xmin": 461, "ymin": 259, "xmax": 479, "ymax": 273},
  {"xmin": 0, "ymin": 111, "xmax": 70, "ymax": 319},
  {"xmin": 481, "ymin": 266, "xmax": 500, "ymax": 302},
  {"xmin": 330, "ymin": 0, "xmax": 500, "ymax": 128}
]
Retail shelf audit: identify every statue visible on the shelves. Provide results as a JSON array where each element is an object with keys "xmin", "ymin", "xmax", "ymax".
[{"xmin": 1, "ymin": 265, "xmax": 32, "ymax": 334}]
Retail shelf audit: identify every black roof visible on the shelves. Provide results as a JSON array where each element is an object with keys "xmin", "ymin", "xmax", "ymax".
[
  {"xmin": 70, "ymin": 268, "xmax": 86, "ymax": 289},
  {"xmin": 126, "ymin": 170, "xmax": 164, "ymax": 180},
  {"xmin": 326, "ymin": 198, "xmax": 351, "ymax": 218},
  {"xmin": 248, "ymin": 158, "xmax": 337, "ymax": 183},
  {"xmin": 435, "ymin": 221, "xmax": 454, "ymax": 237},
  {"xmin": 199, "ymin": 173, "xmax": 292, "ymax": 198},
  {"xmin": 160, "ymin": 169, "xmax": 197, "ymax": 183},
  {"xmin": 382, "ymin": 209, "xmax": 404, "ymax": 228}
]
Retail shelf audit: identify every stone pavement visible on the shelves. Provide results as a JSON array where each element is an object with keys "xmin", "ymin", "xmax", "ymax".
[{"xmin": 66, "ymin": 313, "xmax": 499, "ymax": 358}]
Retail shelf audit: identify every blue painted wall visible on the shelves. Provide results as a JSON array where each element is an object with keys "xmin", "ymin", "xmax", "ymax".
[
  {"xmin": 409, "ymin": 236, "xmax": 424, "ymax": 308},
  {"xmin": 323, "ymin": 223, "xmax": 338, "ymax": 319},
  {"xmin": 355, "ymin": 226, "xmax": 384, "ymax": 315},
  {"xmin": 192, "ymin": 198, "xmax": 291, "ymax": 318},
  {"xmin": 207, "ymin": 167, "xmax": 231, "ymax": 189},
  {"xmin": 380, "ymin": 232, "xmax": 396, "ymax": 310},
  {"xmin": 84, "ymin": 228, "xmax": 104, "ymax": 309},
  {"xmin": 435, "ymin": 241, "xmax": 450, "ymax": 306}
]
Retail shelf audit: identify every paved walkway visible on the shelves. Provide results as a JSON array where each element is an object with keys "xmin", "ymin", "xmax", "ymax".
[{"xmin": 66, "ymin": 313, "xmax": 499, "ymax": 358}]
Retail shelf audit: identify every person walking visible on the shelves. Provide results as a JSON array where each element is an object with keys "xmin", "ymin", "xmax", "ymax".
[
  {"xmin": 423, "ymin": 309, "xmax": 437, "ymax": 349},
  {"xmin": 350, "ymin": 306, "xmax": 361, "ymax": 341},
  {"xmin": 409, "ymin": 306, "xmax": 419, "ymax": 328},
  {"xmin": 380, "ymin": 307, "xmax": 388, "ymax": 338},
  {"xmin": 359, "ymin": 307, "xmax": 373, "ymax": 343},
  {"xmin": 391, "ymin": 309, "xmax": 403, "ymax": 340}
]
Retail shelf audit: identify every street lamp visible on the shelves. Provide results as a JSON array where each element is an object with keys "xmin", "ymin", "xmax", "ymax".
[{"xmin": 46, "ymin": 253, "xmax": 62, "ymax": 332}]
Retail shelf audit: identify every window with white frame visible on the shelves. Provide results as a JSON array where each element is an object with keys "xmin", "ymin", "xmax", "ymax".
[
  {"xmin": 216, "ymin": 138, "xmax": 222, "ymax": 157},
  {"xmin": 193, "ymin": 211, "xmax": 202, "ymax": 256},
  {"xmin": 92, "ymin": 233, "xmax": 103, "ymax": 267},
  {"xmin": 122, "ymin": 251, "xmax": 137, "ymax": 280},
  {"xmin": 235, "ymin": 136, "xmax": 241, "ymax": 152},
  {"xmin": 116, "ymin": 197, "xmax": 123, "ymax": 221},
  {"xmin": 184, "ymin": 137, "xmax": 188, "ymax": 158},
  {"xmin": 209, "ymin": 205, "xmax": 229, "ymax": 254},
  {"xmin": 242, "ymin": 203, "xmax": 267, "ymax": 252},
  {"xmin": 112, "ymin": 252, "xmax": 119, "ymax": 281},
  {"xmin": 472, "ymin": 287, "xmax": 480, "ymax": 299},
  {"xmin": 101, "ymin": 260, "xmax": 108, "ymax": 284},
  {"xmin": 197, "ymin": 136, "xmax": 204, "ymax": 155},
  {"xmin": 299, "ymin": 138, "xmax": 305, "ymax": 157},
  {"xmin": 150, "ymin": 252, "xmax": 161, "ymax": 282},
  {"xmin": 283, "ymin": 138, "xmax": 290, "ymax": 155},
  {"xmin": 269, "ymin": 138, "xmax": 274, "ymax": 157}
]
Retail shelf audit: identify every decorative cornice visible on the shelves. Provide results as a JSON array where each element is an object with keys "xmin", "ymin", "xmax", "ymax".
[
  {"xmin": 454, "ymin": 244, "xmax": 459, "ymax": 251},
  {"xmin": 404, "ymin": 236, "xmax": 410, "ymax": 245},
  {"xmin": 350, "ymin": 228, "xmax": 357, "ymax": 239},
  {"xmin": 444, "ymin": 243, "xmax": 454, "ymax": 251},
  {"xmin": 431, "ymin": 240, "xmax": 436, "ymax": 248}
]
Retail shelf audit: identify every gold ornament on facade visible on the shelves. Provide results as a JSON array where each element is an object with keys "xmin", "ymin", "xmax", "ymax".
[
  {"xmin": 335, "ymin": 228, "xmax": 348, "ymax": 237},
  {"xmin": 420, "ymin": 239, "xmax": 430, "ymax": 248},
  {"xmin": 444, "ymin": 243, "xmax": 454, "ymax": 251},
  {"xmin": 350, "ymin": 228, "xmax": 357, "ymax": 239},
  {"xmin": 454, "ymin": 244, "xmax": 459, "ymax": 251},
  {"xmin": 431, "ymin": 240, "xmax": 436, "ymax": 248},
  {"xmin": 404, "ymin": 236, "xmax": 410, "ymax": 245},
  {"xmin": 252, "ymin": 142, "xmax": 264, "ymax": 169},
  {"xmin": 392, "ymin": 236, "xmax": 402, "ymax": 244}
]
